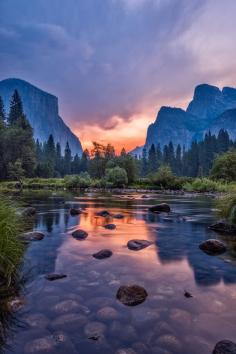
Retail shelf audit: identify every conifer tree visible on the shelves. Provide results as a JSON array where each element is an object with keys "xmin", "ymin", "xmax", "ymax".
[
  {"xmin": 0, "ymin": 96, "xmax": 6, "ymax": 128},
  {"xmin": 63, "ymin": 142, "xmax": 72, "ymax": 175},
  {"xmin": 8, "ymin": 90, "xmax": 24, "ymax": 125}
]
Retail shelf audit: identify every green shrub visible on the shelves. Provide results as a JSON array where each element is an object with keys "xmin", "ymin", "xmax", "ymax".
[
  {"xmin": 211, "ymin": 150, "xmax": 236, "ymax": 182},
  {"xmin": 216, "ymin": 187, "xmax": 236, "ymax": 224},
  {"xmin": 183, "ymin": 178, "xmax": 228, "ymax": 193},
  {"xmin": 0, "ymin": 198, "xmax": 24, "ymax": 285},
  {"xmin": 105, "ymin": 166, "xmax": 128, "ymax": 187},
  {"xmin": 149, "ymin": 165, "xmax": 184, "ymax": 190},
  {"xmin": 64, "ymin": 172, "xmax": 92, "ymax": 189}
]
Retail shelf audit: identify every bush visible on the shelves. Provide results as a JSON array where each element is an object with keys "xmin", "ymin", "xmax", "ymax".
[
  {"xmin": 216, "ymin": 188, "xmax": 236, "ymax": 224},
  {"xmin": 105, "ymin": 166, "xmax": 128, "ymax": 187},
  {"xmin": 64, "ymin": 172, "xmax": 92, "ymax": 189},
  {"xmin": 149, "ymin": 165, "xmax": 184, "ymax": 190},
  {"xmin": 183, "ymin": 178, "xmax": 228, "ymax": 192},
  {"xmin": 211, "ymin": 150, "xmax": 236, "ymax": 182}
]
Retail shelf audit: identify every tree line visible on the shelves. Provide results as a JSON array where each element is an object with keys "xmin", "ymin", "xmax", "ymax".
[
  {"xmin": 140, "ymin": 129, "xmax": 236, "ymax": 178},
  {"xmin": 0, "ymin": 89, "xmax": 235, "ymax": 183}
]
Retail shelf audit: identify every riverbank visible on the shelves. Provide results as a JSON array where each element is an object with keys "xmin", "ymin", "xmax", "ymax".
[{"xmin": 0, "ymin": 177, "xmax": 235, "ymax": 194}]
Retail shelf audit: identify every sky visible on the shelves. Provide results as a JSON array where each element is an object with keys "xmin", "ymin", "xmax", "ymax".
[{"xmin": 1, "ymin": 0, "xmax": 236, "ymax": 152}]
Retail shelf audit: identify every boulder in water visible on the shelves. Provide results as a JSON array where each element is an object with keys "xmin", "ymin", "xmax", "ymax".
[
  {"xmin": 149, "ymin": 203, "xmax": 170, "ymax": 213},
  {"xmin": 127, "ymin": 239, "xmax": 152, "ymax": 251},
  {"xmin": 116, "ymin": 285, "xmax": 148, "ymax": 306},
  {"xmin": 209, "ymin": 222, "xmax": 236, "ymax": 235},
  {"xmin": 213, "ymin": 340, "xmax": 236, "ymax": 354},
  {"xmin": 22, "ymin": 207, "xmax": 36, "ymax": 217},
  {"xmin": 70, "ymin": 208, "xmax": 83, "ymax": 216},
  {"xmin": 72, "ymin": 229, "xmax": 88, "ymax": 240},
  {"xmin": 45, "ymin": 274, "xmax": 67, "ymax": 281},
  {"xmin": 113, "ymin": 214, "xmax": 124, "ymax": 219},
  {"xmin": 96, "ymin": 210, "xmax": 111, "ymax": 217},
  {"xmin": 104, "ymin": 224, "xmax": 116, "ymax": 230},
  {"xmin": 199, "ymin": 239, "xmax": 226, "ymax": 255},
  {"xmin": 93, "ymin": 249, "xmax": 113, "ymax": 259},
  {"xmin": 20, "ymin": 231, "xmax": 45, "ymax": 242}
]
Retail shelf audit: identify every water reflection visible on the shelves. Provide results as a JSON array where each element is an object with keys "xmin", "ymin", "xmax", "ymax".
[{"xmin": 2, "ymin": 192, "xmax": 236, "ymax": 354}]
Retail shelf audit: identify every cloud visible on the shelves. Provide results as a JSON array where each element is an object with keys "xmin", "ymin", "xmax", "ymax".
[{"xmin": 0, "ymin": 0, "xmax": 236, "ymax": 149}]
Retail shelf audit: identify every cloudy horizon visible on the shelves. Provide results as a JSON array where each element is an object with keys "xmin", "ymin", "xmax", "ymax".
[{"xmin": 1, "ymin": 0, "xmax": 236, "ymax": 151}]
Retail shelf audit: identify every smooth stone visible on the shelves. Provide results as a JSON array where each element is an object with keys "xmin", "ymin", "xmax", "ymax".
[
  {"xmin": 96, "ymin": 210, "xmax": 111, "ymax": 217},
  {"xmin": 213, "ymin": 340, "xmax": 236, "ymax": 353},
  {"xmin": 104, "ymin": 224, "xmax": 116, "ymax": 230},
  {"xmin": 23, "ymin": 314, "xmax": 49, "ymax": 328},
  {"xmin": 51, "ymin": 300, "xmax": 81, "ymax": 314},
  {"xmin": 97, "ymin": 306, "xmax": 119, "ymax": 321},
  {"xmin": 50, "ymin": 313, "xmax": 87, "ymax": 330},
  {"xmin": 20, "ymin": 231, "xmax": 45, "ymax": 242},
  {"xmin": 199, "ymin": 239, "xmax": 226, "ymax": 255},
  {"xmin": 93, "ymin": 249, "xmax": 113, "ymax": 259},
  {"xmin": 169, "ymin": 308, "xmax": 192, "ymax": 329},
  {"xmin": 22, "ymin": 207, "xmax": 36, "ymax": 217},
  {"xmin": 127, "ymin": 239, "xmax": 152, "ymax": 251},
  {"xmin": 116, "ymin": 285, "xmax": 148, "ymax": 306},
  {"xmin": 149, "ymin": 203, "xmax": 171, "ymax": 213},
  {"xmin": 132, "ymin": 342, "xmax": 149, "ymax": 354},
  {"xmin": 155, "ymin": 334, "xmax": 182, "ymax": 352},
  {"xmin": 7, "ymin": 297, "xmax": 25, "ymax": 312},
  {"xmin": 84, "ymin": 321, "xmax": 107, "ymax": 337},
  {"xmin": 113, "ymin": 214, "xmax": 124, "ymax": 219},
  {"xmin": 131, "ymin": 306, "xmax": 160, "ymax": 326},
  {"xmin": 45, "ymin": 274, "xmax": 67, "ymax": 281},
  {"xmin": 70, "ymin": 208, "xmax": 83, "ymax": 216},
  {"xmin": 24, "ymin": 331, "xmax": 75, "ymax": 354},
  {"xmin": 72, "ymin": 229, "xmax": 88, "ymax": 240}
]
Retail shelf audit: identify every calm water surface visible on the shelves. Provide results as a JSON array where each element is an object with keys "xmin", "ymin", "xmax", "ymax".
[{"xmin": 3, "ymin": 192, "xmax": 236, "ymax": 354}]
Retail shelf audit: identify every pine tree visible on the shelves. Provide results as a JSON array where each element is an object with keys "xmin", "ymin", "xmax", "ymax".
[
  {"xmin": 72, "ymin": 154, "xmax": 80, "ymax": 174},
  {"xmin": 63, "ymin": 142, "xmax": 72, "ymax": 175},
  {"xmin": 80, "ymin": 149, "xmax": 89, "ymax": 172},
  {"xmin": 217, "ymin": 129, "xmax": 230, "ymax": 153},
  {"xmin": 175, "ymin": 144, "xmax": 182, "ymax": 176},
  {"xmin": 148, "ymin": 144, "xmax": 157, "ymax": 174},
  {"xmin": 55, "ymin": 142, "xmax": 62, "ymax": 175},
  {"xmin": 0, "ymin": 96, "xmax": 6, "ymax": 128},
  {"xmin": 141, "ymin": 147, "xmax": 148, "ymax": 176},
  {"xmin": 8, "ymin": 90, "xmax": 24, "ymax": 125},
  {"xmin": 120, "ymin": 148, "xmax": 127, "ymax": 157}
]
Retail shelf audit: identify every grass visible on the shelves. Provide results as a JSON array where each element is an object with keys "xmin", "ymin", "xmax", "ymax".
[
  {"xmin": 182, "ymin": 178, "xmax": 230, "ymax": 193},
  {"xmin": 216, "ymin": 187, "xmax": 236, "ymax": 224},
  {"xmin": 0, "ymin": 198, "xmax": 24, "ymax": 290}
]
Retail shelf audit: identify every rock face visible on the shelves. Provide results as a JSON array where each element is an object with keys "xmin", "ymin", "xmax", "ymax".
[
  {"xmin": 116, "ymin": 285, "xmax": 148, "ymax": 306},
  {"xmin": 213, "ymin": 340, "xmax": 236, "ymax": 354},
  {"xmin": 199, "ymin": 239, "xmax": 226, "ymax": 255},
  {"xmin": 144, "ymin": 83, "xmax": 236, "ymax": 150},
  {"xmin": 0, "ymin": 78, "xmax": 82, "ymax": 155},
  {"xmin": 127, "ymin": 240, "xmax": 152, "ymax": 251}
]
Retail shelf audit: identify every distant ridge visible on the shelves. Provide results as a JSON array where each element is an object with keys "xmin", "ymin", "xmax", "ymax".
[{"xmin": 0, "ymin": 78, "xmax": 83, "ymax": 155}]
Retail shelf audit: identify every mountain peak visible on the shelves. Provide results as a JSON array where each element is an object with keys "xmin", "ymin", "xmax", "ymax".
[{"xmin": 0, "ymin": 78, "xmax": 82, "ymax": 155}]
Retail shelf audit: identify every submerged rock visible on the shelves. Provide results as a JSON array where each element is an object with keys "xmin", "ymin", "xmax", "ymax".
[
  {"xmin": 23, "ymin": 313, "xmax": 49, "ymax": 328},
  {"xmin": 209, "ymin": 222, "xmax": 236, "ymax": 235},
  {"xmin": 199, "ymin": 239, "xmax": 226, "ymax": 255},
  {"xmin": 97, "ymin": 306, "xmax": 119, "ymax": 321},
  {"xmin": 127, "ymin": 239, "xmax": 152, "ymax": 251},
  {"xmin": 50, "ymin": 313, "xmax": 87, "ymax": 331},
  {"xmin": 149, "ymin": 203, "xmax": 171, "ymax": 213},
  {"xmin": 116, "ymin": 285, "xmax": 148, "ymax": 306},
  {"xmin": 104, "ymin": 224, "xmax": 116, "ymax": 230},
  {"xmin": 45, "ymin": 274, "xmax": 67, "ymax": 281},
  {"xmin": 20, "ymin": 231, "xmax": 45, "ymax": 242},
  {"xmin": 22, "ymin": 207, "xmax": 36, "ymax": 217},
  {"xmin": 93, "ymin": 249, "xmax": 113, "ymax": 259},
  {"xmin": 116, "ymin": 349, "xmax": 137, "ymax": 354},
  {"xmin": 72, "ymin": 229, "xmax": 88, "ymax": 240},
  {"xmin": 96, "ymin": 210, "xmax": 111, "ymax": 217},
  {"xmin": 70, "ymin": 208, "xmax": 83, "ymax": 216},
  {"xmin": 7, "ymin": 297, "xmax": 25, "ymax": 312},
  {"xmin": 155, "ymin": 334, "xmax": 182, "ymax": 352},
  {"xmin": 213, "ymin": 340, "xmax": 236, "ymax": 354},
  {"xmin": 84, "ymin": 321, "xmax": 107, "ymax": 337}
]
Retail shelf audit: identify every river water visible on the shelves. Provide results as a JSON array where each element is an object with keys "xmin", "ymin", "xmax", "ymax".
[{"xmin": 2, "ymin": 191, "xmax": 236, "ymax": 354}]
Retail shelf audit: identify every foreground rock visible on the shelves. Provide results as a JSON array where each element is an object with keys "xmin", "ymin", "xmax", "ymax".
[
  {"xmin": 199, "ymin": 239, "xmax": 226, "ymax": 255},
  {"xmin": 72, "ymin": 229, "xmax": 88, "ymax": 240},
  {"xmin": 116, "ymin": 285, "xmax": 148, "ymax": 306},
  {"xmin": 116, "ymin": 349, "xmax": 137, "ymax": 354},
  {"xmin": 7, "ymin": 297, "xmax": 25, "ymax": 312},
  {"xmin": 93, "ymin": 249, "xmax": 113, "ymax": 259},
  {"xmin": 20, "ymin": 231, "xmax": 45, "ymax": 242},
  {"xmin": 96, "ymin": 210, "xmax": 111, "ymax": 217},
  {"xmin": 22, "ymin": 207, "xmax": 36, "ymax": 217},
  {"xmin": 127, "ymin": 239, "xmax": 152, "ymax": 251},
  {"xmin": 213, "ymin": 340, "xmax": 236, "ymax": 353},
  {"xmin": 45, "ymin": 274, "xmax": 67, "ymax": 281},
  {"xmin": 149, "ymin": 203, "xmax": 171, "ymax": 213},
  {"xmin": 70, "ymin": 208, "xmax": 83, "ymax": 216},
  {"xmin": 104, "ymin": 224, "xmax": 116, "ymax": 230},
  {"xmin": 209, "ymin": 222, "xmax": 236, "ymax": 235}
]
